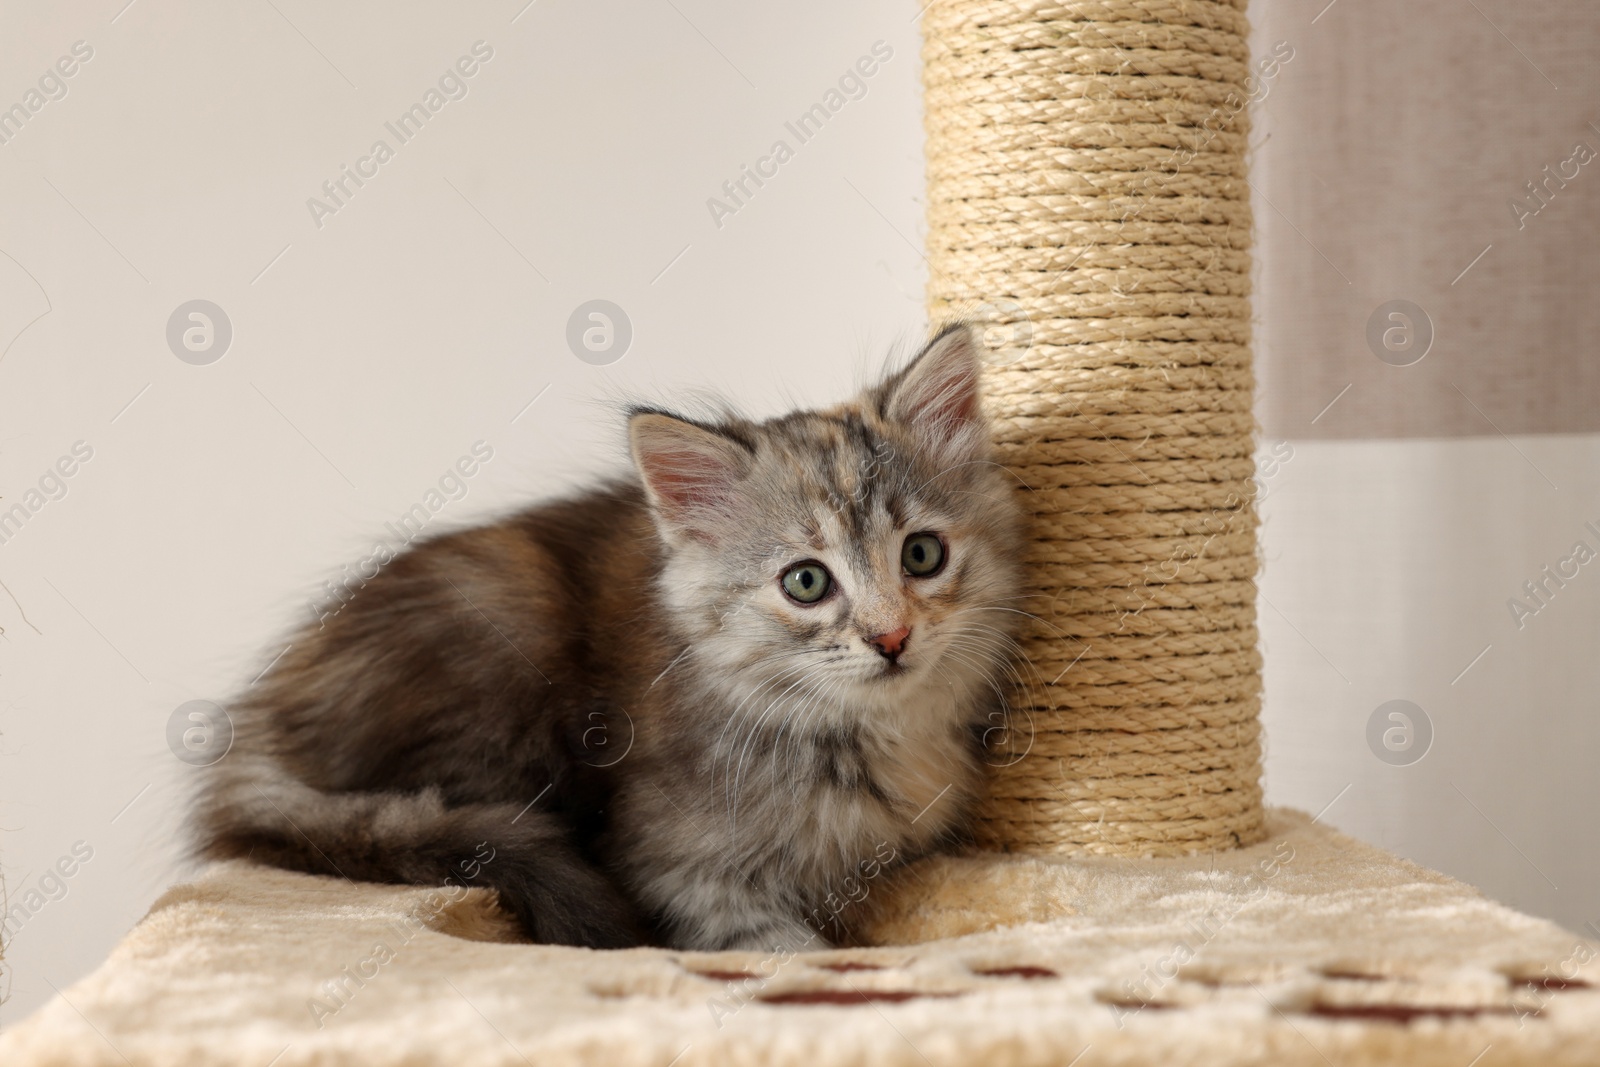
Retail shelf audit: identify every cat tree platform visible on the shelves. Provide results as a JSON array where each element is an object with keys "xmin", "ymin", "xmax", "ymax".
[{"xmin": 5, "ymin": 809, "xmax": 1597, "ymax": 1066}]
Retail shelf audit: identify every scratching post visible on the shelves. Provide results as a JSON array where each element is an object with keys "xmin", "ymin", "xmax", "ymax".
[{"xmin": 923, "ymin": 0, "xmax": 1265, "ymax": 855}]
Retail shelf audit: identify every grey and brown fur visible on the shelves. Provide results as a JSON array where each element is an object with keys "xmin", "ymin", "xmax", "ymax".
[{"xmin": 191, "ymin": 323, "xmax": 1024, "ymax": 951}]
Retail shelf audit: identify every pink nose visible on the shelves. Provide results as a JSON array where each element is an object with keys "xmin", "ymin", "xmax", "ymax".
[{"xmin": 867, "ymin": 626, "xmax": 911, "ymax": 660}]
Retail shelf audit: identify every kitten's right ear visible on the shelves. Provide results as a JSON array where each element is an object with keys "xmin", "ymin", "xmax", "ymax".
[
  {"xmin": 629, "ymin": 412, "xmax": 753, "ymax": 544},
  {"xmin": 881, "ymin": 322, "xmax": 987, "ymax": 467}
]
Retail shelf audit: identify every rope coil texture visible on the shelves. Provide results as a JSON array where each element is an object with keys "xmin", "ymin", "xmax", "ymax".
[{"xmin": 923, "ymin": 0, "xmax": 1265, "ymax": 854}]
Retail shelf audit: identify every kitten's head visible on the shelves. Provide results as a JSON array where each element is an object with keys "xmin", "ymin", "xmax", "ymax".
[{"xmin": 629, "ymin": 324, "xmax": 1024, "ymax": 716}]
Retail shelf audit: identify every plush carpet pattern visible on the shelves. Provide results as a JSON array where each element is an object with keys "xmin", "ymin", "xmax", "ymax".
[{"xmin": 4, "ymin": 809, "xmax": 1596, "ymax": 1066}]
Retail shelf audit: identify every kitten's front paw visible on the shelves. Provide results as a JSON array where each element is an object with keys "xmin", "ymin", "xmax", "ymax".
[{"xmin": 716, "ymin": 917, "xmax": 829, "ymax": 955}]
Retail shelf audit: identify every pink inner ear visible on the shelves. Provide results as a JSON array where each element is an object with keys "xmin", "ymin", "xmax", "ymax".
[
  {"xmin": 630, "ymin": 413, "xmax": 752, "ymax": 542},
  {"xmin": 898, "ymin": 355, "xmax": 980, "ymax": 443},
  {"xmin": 635, "ymin": 448, "xmax": 752, "ymax": 551},
  {"xmin": 919, "ymin": 366, "xmax": 980, "ymax": 428},
  {"xmin": 643, "ymin": 447, "xmax": 737, "ymax": 515}
]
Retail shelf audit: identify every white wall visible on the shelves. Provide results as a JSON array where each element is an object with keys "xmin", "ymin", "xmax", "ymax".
[{"xmin": 1254, "ymin": 436, "xmax": 1600, "ymax": 930}]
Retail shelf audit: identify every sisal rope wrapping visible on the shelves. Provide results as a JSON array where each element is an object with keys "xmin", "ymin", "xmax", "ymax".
[{"xmin": 923, "ymin": 0, "xmax": 1266, "ymax": 854}]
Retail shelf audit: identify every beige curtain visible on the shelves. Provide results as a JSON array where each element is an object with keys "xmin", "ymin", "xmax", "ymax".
[{"xmin": 1252, "ymin": 0, "xmax": 1600, "ymax": 935}]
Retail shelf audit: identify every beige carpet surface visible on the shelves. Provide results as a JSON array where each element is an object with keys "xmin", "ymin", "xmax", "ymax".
[{"xmin": 4, "ymin": 809, "xmax": 1597, "ymax": 1066}]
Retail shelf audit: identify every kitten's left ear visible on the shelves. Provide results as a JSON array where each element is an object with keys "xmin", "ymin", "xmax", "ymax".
[
  {"xmin": 629, "ymin": 411, "xmax": 753, "ymax": 545},
  {"xmin": 881, "ymin": 322, "xmax": 987, "ymax": 465}
]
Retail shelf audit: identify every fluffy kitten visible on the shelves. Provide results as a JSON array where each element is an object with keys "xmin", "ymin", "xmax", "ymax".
[{"xmin": 191, "ymin": 323, "xmax": 1024, "ymax": 951}]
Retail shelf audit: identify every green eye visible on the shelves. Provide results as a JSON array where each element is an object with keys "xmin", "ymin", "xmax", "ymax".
[
  {"xmin": 902, "ymin": 533, "xmax": 945, "ymax": 577},
  {"xmin": 781, "ymin": 562, "xmax": 832, "ymax": 604}
]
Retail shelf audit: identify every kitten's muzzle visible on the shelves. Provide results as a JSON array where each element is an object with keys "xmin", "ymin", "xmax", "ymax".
[{"xmin": 867, "ymin": 626, "xmax": 911, "ymax": 664}]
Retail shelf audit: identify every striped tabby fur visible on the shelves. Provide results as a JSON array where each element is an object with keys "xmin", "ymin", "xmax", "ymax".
[{"xmin": 191, "ymin": 323, "xmax": 1024, "ymax": 951}]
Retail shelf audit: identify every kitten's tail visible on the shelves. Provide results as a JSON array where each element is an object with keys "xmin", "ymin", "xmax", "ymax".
[{"xmin": 190, "ymin": 758, "xmax": 643, "ymax": 948}]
